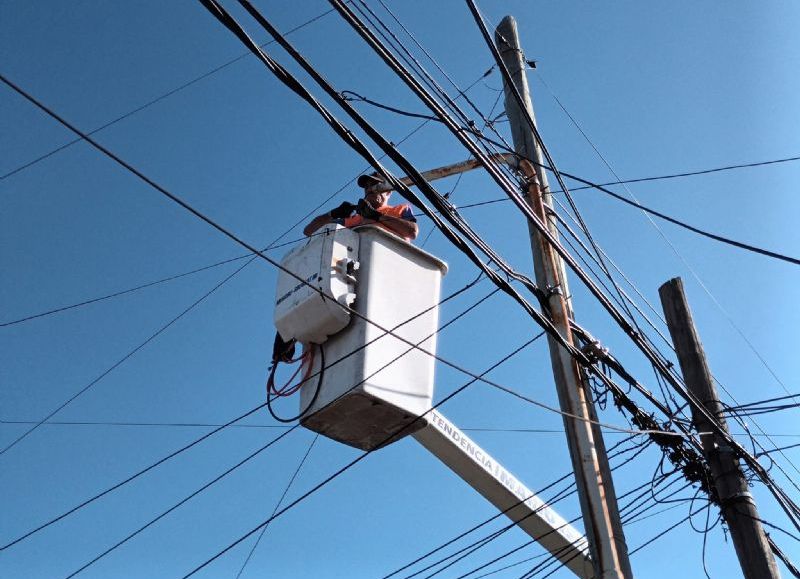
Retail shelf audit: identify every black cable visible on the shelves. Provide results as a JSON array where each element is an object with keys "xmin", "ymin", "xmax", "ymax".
[
  {"xmin": 0, "ymin": 254, "xmax": 263, "ymax": 456},
  {"xmin": 520, "ymin": 478, "xmax": 697, "ymax": 579},
  {"xmin": 266, "ymin": 343, "xmax": 324, "ymax": 423},
  {"xmin": 380, "ymin": 471, "xmax": 574, "ymax": 579},
  {"xmin": 0, "ymin": 252, "xmax": 250, "ymax": 327},
  {"xmin": 341, "ymin": 90, "xmax": 440, "ymax": 121},
  {"xmin": 473, "ymin": 129, "xmax": 800, "ymax": 267},
  {"xmin": 239, "ymin": 0, "xmax": 555, "ymax": 321},
  {"xmin": 323, "ymin": 0, "xmax": 701, "ymax": 442},
  {"xmin": 0, "ymin": 234, "xmax": 312, "ymax": 328},
  {"xmin": 768, "ymin": 535, "xmax": 800, "ymax": 579},
  {"xmin": 108, "ymin": 4, "xmax": 800, "ymax": 560},
  {"xmin": 234, "ymin": 435, "xmax": 319, "ymax": 579},
  {"xmin": 412, "ymin": 480, "xmax": 584, "ymax": 579},
  {"xmin": 725, "ymin": 393, "xmax": 800, "ymax": 411},
  {"xmin": 0, "ymin": 8, "xmax": 337, "ymax": 183},
  {"xmin": 63, "ymin": 284, "xmax": 505, "ymax": 575},
  {"xmin": 401, "ymin": 437, "xmax": 652, "ymax": 579},
  {"xmin": 178, "ymin": 332, "xmax": 545, "ymax": 578},
  {"xmin": 430, "ymin": 152, "xmax": 800, "ymax": 208},
  {"xmin": 460, "ymin": 465, "xmax": 675, "ymax": 579},
  {"xmin": 229, "ymin": 0, "xmax": 721, "ymax": 480},
  {"xmin": 0, "ymin": 403, "xmax": 267, "ymax": 551},
  {"xmin": 231, "ymin": 8, "xmax": 800, "ymax": 524},
  {"xmin": 465, "ymin": 1, "xmax": 643, "ymax": 336},
  {"xmin": 3, "ymin": 71, "xmax": 540, "ymax": 461},
  {"xmin": 574, "ymin": 172, "xmax": 800, "ymax": 267},
  {"xmin": 4, "ymin": 267, "xmax": 490, "ymax": 554},
  {"xmin": 10, "ymin": 10, "xmax": 792, "ymax": 576},
  {"xmin": 62, "ymin": 426, "xmax": 300, "ymax": 579},
  {"xmin": 382, "ymin": 435, "xmax": 640, "ymax": 579},
  {"xmin": 0, "ymin": 419, "xmax": 292, "ymax": 429},
  {"xmin": 2, "ymin": 66, "xmax": 492, "ymax": 330},
  {"xmin": 628, "ymin": 504, "xmax": 708, "ymax": 555},
  {"xmin": 216, "ymin": 1, "xmax": 584, "ymax": 369}
]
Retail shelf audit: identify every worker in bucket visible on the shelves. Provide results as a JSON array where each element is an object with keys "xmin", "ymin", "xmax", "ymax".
[{"xmin": 303, "ymin": 173, "xmax": 419, "ymax": 242}]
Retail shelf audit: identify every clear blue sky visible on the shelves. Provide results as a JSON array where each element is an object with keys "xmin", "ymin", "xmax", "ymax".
[{"xmin": 2, "ymin": 1, "xmax": 800, "ymax": 578}]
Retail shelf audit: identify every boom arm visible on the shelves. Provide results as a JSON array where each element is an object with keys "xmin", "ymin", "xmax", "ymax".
[{"xmin": 412, "ymin": 410, "xmax": 593, "ymax": 578}]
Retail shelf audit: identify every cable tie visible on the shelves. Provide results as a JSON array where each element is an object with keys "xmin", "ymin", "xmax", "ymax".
[{"xmin": 719, "ymin": 491, "xmax": 754, "ymax": 506}]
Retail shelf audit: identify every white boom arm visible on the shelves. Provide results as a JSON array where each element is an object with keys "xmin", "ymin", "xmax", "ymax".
[{"xmin": 412, "ymin": 410, "xmax": 593, "ymax": 578}]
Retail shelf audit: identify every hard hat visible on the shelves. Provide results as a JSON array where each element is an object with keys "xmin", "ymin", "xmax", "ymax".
[{"xmin": 357, "ymin": 173, "xmax": 384, "ymax": 188}]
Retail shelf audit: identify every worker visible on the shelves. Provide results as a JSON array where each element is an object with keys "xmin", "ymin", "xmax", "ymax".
[{"xmin": 303, "ymin": 174, "xmax": 419, "ymax": 241}]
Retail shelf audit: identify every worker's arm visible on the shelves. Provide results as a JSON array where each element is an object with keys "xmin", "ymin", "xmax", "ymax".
[
  {"xmin": 374, "ymin": 215, "xmax": 419, "ymax": 240},
  {"xmin": 303, "ymin": 213, "xmax": 334, "ymax": 237},
  {"xmin": 303, "ymin": 202, "xmax": 357, "ymax": 236}
]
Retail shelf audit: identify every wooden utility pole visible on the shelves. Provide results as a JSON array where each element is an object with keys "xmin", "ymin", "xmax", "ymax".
[
  {"xmin": 496, "ymin": 16, "xmax": 633, "ymax": 579},
  {"xmin": 659, "ymin": 277, "xmax": 781, "ymax": 579}
]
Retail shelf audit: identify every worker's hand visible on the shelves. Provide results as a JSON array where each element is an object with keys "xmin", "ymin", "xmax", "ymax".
[
  {"xmin": 357, "ymin": 199, "xmax": 382, "ymax": 221},
  {"xmin": 329, "ymin": 201, "xmax": 357, "ymax": 219}
]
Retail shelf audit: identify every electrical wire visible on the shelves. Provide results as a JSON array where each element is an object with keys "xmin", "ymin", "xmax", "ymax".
[
  {"xmin": 3, "ymin": 65, "xmax": 494, "ymax": 330},
  {"xmin": 399, "ymin": 437, "xmax": 653, "ymax": 579},
  {"xmin": 57, "ymin": 282, "xmax": 505, "ymax": 575},
  {"xmin": 434, "ymin": 151, "xmax": 800, "ymax": 209},
  {"xmin": 228, "ymin": 2, "xmax": 800, "ymax": 544},
  {"xmin": 456, "ymin": 7, "xmax": 800, "ymax": 532},
  {"xmin": 7, "ymin": 7, "xmax": 800, "ymax": 576},
  {"xmin": 382, "ymin": 435, "xmax": 642, "ymax": 579},
  {"xmin": 236, "ymin": 433, "xmax": 317, "ymax": 579},
  {"xmin": 178, "ymin": 332, "xmax": 545, "ymax": 578},
  {"xmin": 628, "ymin": 503, "xmax": 709, "ymax": 555},
  {"xmin": 450, "ymin": 462, "xmax": 684, "ymax": 579},
  {"xmin": 0, "ymin": 403, "xmax": 267, "ymax": 551},
  {"xmin": 0, "ymin": 8, "xmax": 338, "ymax": 183},
  {"xmin": 2, "ymin": 266, "xmax": 492, "ymax": 552},
  {"xmin": 0, "ymin": 256, "xmax": 262, "ymax": 456},
  {"xmin": 4, "ymin": 68, "xmax": 526, "ymax": 461},
  {"xmin": 61, "ymin": 426, "xmax": 301, "ymax": 579},
  {"xmin": 14, "ymin": 6, "xmax": 792, "ymax": 572}
]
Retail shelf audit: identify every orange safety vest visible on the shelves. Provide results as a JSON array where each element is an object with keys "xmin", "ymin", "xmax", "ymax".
[{"xmin": 344, "ymin": 204, "xmax": 416, "ymax": 241}]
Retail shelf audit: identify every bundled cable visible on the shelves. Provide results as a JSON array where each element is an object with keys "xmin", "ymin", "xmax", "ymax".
[{"xmin": 266, "ymin": 333, "xmax": 324, "ymax": 423}]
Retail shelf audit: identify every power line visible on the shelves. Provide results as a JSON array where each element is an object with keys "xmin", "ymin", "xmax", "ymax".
[
  {"xmin": 234, "ymin": 0, "xmax": 786, "ymax": 532},
  {"xmin": 2, "ymin": 68, "xmax": 675, "ymax": 572},
  {"xmin": 61, "ymin": 427, "xmax": 301, "ymax": 579},
  {"xmin": 335, "ymin": 0, "xmax": 800, "ymax": 540},
  {"xmin": 0, "ymin": 256, "xmax": 262, "ymax": 456},
  {"xmin": 7, "ymin": 10, "xmax": 800, "ymax": 579},
  {"xmin": 383, "ymin": 436, "xmax": 644, "ymax": 579},
  {"xmin": 1, "ymin": 69, "xmax": 490, "ymax": 458},
  {"xmin": 445, "ymin": 464, "xmax": 682, "ymax": 579},
  {"xmin": 3, "ymin": 269, "xmax": 492, "ymax": 552},
  {"xmin": 34, "ymin": 282, "xmax": 499, "ymax": 571},
  {"xmin": 178, "ymin": 331, "xmax": 545, "ymax": 578},
  {"xmin": 0, "ymin": 9, "xmax": 337, "ymax": 183},
  {"xmin": 471, "ymin": 131, "xmax": 800, "ymax": 269},
  {"xmin": 234, "ymin": 434, "xmax": 318, "ymax": 579},
  {"xmin": 0, "ymin": 251, "xmax": 253, "ymax": 328},
  {"xmin": 8, "ymin": 142, "xmax": 796, "ymax": 330},
  {"xmin": 210, "ymin": 0, "xmax": 800, "ymax": 553},
  {"xmin": 0, "ymin": 404, "xmax": 267, "ymax": 551},
  {"xmin": 2, "ymin": 64, "xmax": 494, "ymax": 330},
  {"xmin": 452, "ymin": 154, "xmax": 800, "ymax": 207},
  {"xmin": 481, "ymin": 122, "xmax": 800, "ymax": 494}
]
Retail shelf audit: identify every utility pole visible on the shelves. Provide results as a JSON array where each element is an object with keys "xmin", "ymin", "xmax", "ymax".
[
  {"xmin": 496, "ymin": 16, "xmax": 633, "ymax": 579},
  {"xmin": 659, "ymin": 277, "xmax": 781, "ymax": 579}
]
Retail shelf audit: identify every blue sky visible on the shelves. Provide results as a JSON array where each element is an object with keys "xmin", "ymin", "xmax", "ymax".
[{"xmin": 2, "ymin": 1, "xmax": 800, "ymax": 578}]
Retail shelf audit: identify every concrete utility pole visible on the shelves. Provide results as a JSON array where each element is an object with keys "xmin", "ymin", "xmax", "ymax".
[
  {"xmin": 496, "ymin": 16, "xmax": 633, "ymax": 579},
  {"xmin": 659, "ymin": 277, "xmax": 781, "ymax": 579}
]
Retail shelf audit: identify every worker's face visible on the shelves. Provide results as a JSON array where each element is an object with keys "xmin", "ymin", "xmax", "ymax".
[{"xmin": 364, "ymin": 189, "xmax": 390, "ymax": 208}]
